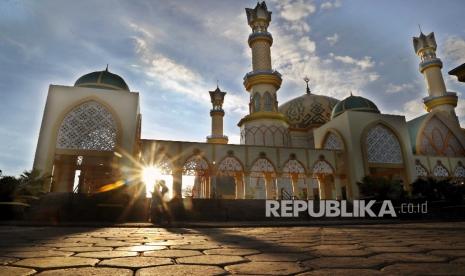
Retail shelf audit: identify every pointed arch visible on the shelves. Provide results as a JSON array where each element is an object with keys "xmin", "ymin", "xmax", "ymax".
[
  {"xmin": 253, "ymin": 93, "xmax": 261, "ymax": 112},
  {"xmin": 182, "ymin": 155, "xmax": 210, "ymax": 176},
  {"xmin": 56, "ymin": 100, "xmax": 118, "ymax": 151},
  {"xmin": 250, "ymin": 157, "xmax": 276, "ymax": 177},
  {"xmin": 418, "ymin": 115, "xmax": 465, "ymax": 157},
  {"xmin": 282, "ymin": 159, "xmax": 306, "ymax": 178},
  {"xmin": 217, "ymin": 156, "xmax": 244, "ymax": 176},
  {"xmin": 312, "ymin": 159, "xmax": 334, "ymax": 175},
  {"xmin": 414, "ymin": 160, "xmax": 429, "ymax": 178},
  {"xmin": 263, "ymin": 92, "xmax": 273, "ymax": 111},
  {"xmin": 322, "ymin": 130, "xmax": 344, "ymax": 150},
  {"xmin": 433, "ymin": 162, "xmax": 449, "ymax": 177},
  {"xmin": 454, "ymin": 162, "xmax": 465, "ymax": 178}
]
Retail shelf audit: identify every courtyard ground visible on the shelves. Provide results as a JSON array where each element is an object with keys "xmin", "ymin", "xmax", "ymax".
[{"xmin": 1, "ymin": 222, "xmax": 465, "ymax": 275}]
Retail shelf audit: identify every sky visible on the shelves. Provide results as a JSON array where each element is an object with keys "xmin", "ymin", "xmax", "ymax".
[{"xmin": 1, "ymin": 0, "xmax": 465, "ymax": 176}]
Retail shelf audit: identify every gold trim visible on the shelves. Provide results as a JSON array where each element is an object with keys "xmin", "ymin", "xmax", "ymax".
[
  {"xmin": 237, "ymin": 111, "xmax": 289, "ymax": 126},
  {"xmin": 248, "ymin": 36, "xmax": 272, "ymax": 47},
  {"xmin": 424, "ymin": 96, "xmax": 458, "ymax": 112},
  {"xmin": 244, "ymin": 74, "xmax": 282, "ymax": 91},
  {"xmin": 76, "ymin": 82, "xmax": 127, "ymax": 91},
  {"xmin": 207, "ymin": 137, "xmax": 228, "ymax": 144}
]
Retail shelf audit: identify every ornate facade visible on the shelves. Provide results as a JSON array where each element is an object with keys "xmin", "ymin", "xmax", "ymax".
[{"xmin": 33, "ymin": 2, "xmax": 465, "ymax": 201}]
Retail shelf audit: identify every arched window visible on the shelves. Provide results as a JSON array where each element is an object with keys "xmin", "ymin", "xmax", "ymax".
[
  {"xmin": 217, "ymin": 156, "xmax": 243, "ymax": 176},
  {"xmin": 182, "ymin": 156, "xmax": 209, "ymax": 176},
  {"xmin": 312, "ymin": 160, "xmax": 334, "ymax": 175},
  {"xmin": 56, "ymin": 101, "xmax": 117, "ymax": 151},
  {"xmin": 253, "ymin": 93, "xmax": 261, "ymax": 112},
  {"xmin": 323, "ymin": 132, "xmax": 343, "ymax": 150},
  {"xmin": 415, "ymin": 161, "xmax": 428, "ymax": 177},
  {"xmin": 365, "ymin": 124, "xmax": 402, "ymax": 164},
  {"xmin": 433, "ymin": 163, "xmax": 449, "ymax": 177},
  {"xmin": 282, "ymin": 159, "xmax": 306, "ymax": 177},
  {"xmin": 454, "ymin": 163, "xmax": 465, "ymax": 178},
  {"xmin": 263, "ymin": 92, "xmax": 273, "ymax": 111},
  {"xmin": 250, "ymin": 158, "xmax": 275, "ymax": 177},
  {"xmin": 420, "ymin": 116, "xmax": 465, "ymax": 157}
]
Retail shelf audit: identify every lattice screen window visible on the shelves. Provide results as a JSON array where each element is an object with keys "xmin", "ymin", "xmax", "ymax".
[
  {"xmin": 323, "ymin": 132, "xmax": 343, "ymax": 150},
  {"xmin": 433, "ymin": 164, "xmax": 449, "ymax": 177},
  {"xmin": 312, "ymin": 160, "xmax": 333, "ymax": 174},
  {"xmin": 217, "ymin": 157, "xmax": 243, "ymax": 176},
  {"xmin": 156, "ymin": 157, "xmax": 173, "ymax": 175},
  {"xmin": 365, "ymin": 125, "xmax": 402, "ymax": 164},
  {"xmin": 56, "ymin": 101, "xmax": 117, "ymax": 151},
  {"xmin": 415, "ymin": 163, "xmax": 428, "ymax": 177},
  {"xmin": 250, "ymin": 158, "xmax": 275, "ymax": 177},
  {"xmin": 183, "ymin": 156, "xmax": 209, "ymax": 176},
  {"xmin": 282, "ymin": 160, "xmax": 305, "ymax": 178},
  {"xmin": 454, "ymin": 166, "xmax": 465, "ymax": 178},
  {"xmin": 420, "ymin": 116, "xmax": 465, "ymax": 157}
]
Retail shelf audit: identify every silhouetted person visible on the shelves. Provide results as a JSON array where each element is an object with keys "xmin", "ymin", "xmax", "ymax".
[{"xmin": 150, "ymin": 180, "xmax": 171, "ymax": 225}]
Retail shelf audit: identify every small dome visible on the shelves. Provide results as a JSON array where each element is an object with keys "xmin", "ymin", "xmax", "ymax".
[
  {"xmin": 279, "ymin": 92, "xmax": 339, "ymax": 129},
  {"xmin": 331, "ymin": 95, "xmax": 380, "ymax": 119},
  {"xmin": 74, "ymin": 68, "xmax": 129, "ymax": 91}
]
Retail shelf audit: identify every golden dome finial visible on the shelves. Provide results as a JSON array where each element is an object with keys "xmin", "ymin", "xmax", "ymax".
[{"xmin": 304, "ymin": 76, "xmax": 311, "ymax": 94}]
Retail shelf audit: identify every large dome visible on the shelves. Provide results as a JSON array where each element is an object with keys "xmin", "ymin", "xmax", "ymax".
[
  {"xmin": 279, "ymin": 92, "xmax": 339, "ymax": 129},
  {"xmin": 74, "ymin": 68, "xmax": 129, "ymax": 91},
  {"xmin": 331, "ymin": 95, "xmax": 380, "ymax": 119}
]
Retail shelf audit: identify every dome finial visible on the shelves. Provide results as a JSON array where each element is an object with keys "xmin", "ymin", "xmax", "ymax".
[
  {"xmin": 105, "ymin": 64, "xmax": 109, "ymax": 72},
  {"xmin": 303, "ymin": 76, "xmax": 311, "ymax": 94},
  {"xmin": 350, "ymin": 90, "xmax": 353, "ymax": 96}
]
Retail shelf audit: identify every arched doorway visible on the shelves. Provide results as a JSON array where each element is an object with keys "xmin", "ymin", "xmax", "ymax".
[
  {"xmin": 182, "ymin": 155, "xmax": 210, "ymax": 198},
  {"xmin": 216, "ymin": 156, "xmax": 245, "ymax": 199},
  {"xmin": 312, "ymin": 159, "xmax": 335, "ymax": 199},
  {"xmin": 52, "ymin": 100, "xmax": 119, "ymax": 193},
  {"xmin": 249, "ymin": 158, "xmax": 276, "ymax": 199},
  {"xmin": 281, "ymin": 159, "xmax": 306, "ymax": 199}
]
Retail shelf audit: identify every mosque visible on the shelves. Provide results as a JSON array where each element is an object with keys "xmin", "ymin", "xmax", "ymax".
[{"xmin": 33, "ymin": 2, "xmax": 465, "ymax": 202}]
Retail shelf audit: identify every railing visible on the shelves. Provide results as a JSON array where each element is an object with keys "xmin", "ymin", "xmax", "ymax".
[{"xmin": 281, "ymin": 189, "xmax": 298, "ymax": 200}]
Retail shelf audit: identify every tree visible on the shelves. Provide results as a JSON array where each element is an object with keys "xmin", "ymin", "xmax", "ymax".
[
  {"xmin": 411, "ymin": 177, "xmax": 464, "ymax": 204},
  {"xmin": 357, "ymin": 176, "xmax": 405, "ymax": 201},
  {"xmin": 0, "ymin": 175, "xmax": 20, "ymax": 201},
  {"xmin": 16, "ymin": 169, "xmax": 48, "ymax": 197}
]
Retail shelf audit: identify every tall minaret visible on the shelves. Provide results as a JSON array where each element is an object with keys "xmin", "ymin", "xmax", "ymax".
[
  {"xmin": 413, "ymin": 32, "xmax": 458, "ymax": 120},
  {"xmin": 207, "ymin": 86, "xmax": 228, "ymax": 144},
  {"xmin": 238, "ymin": 1, "xmax": 289, "ymax": 146}
]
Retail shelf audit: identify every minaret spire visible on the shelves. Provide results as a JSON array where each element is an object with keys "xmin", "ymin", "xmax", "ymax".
[
  {"xmin": 413, "ymin": 31, "xmax": 458, "ymax": 120},
  {"xmin": 207, "ymin": 85, "xmax": 228, "ymax": 144}
]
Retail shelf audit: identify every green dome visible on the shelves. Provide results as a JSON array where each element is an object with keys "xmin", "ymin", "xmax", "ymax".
[
  {"xmin": 74, "ymin": 68, "xmax": 129, "ymax": 91},
  {"xmin": 331, "ymin": 95, "xmax": 380, "ymax": 119}
]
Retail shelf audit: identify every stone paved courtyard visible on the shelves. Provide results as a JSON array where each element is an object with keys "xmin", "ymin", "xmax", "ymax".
[{"xmin": 1, "ymin": 222, "xmax": 465, "ymax": 275}]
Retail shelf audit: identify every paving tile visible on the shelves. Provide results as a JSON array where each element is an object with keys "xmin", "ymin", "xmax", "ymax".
[
  {"xmin": 143, "ymin": 249, "xmax": 202, "ymax": 258},
  {"xmin": 247, "ymin": 253, "xmax": 313, "ymax": 262},
  {"xmin": 75, "ymin": 250, "xmax": 138, "ymax": 258},
  {"xmin": 370, "ymin": 252, "xmax": 447, "ymax": 263},
  {"xmin": 428, "ymin": 250, "xmax": 465, "ymax": 257},
  {"xmin": 115, "ymin": 245, "xmax": 166, "ymax": 252},
  {"xmin": 36, "ymin": 267, "xmax": 133, "ymax": 276},
  {"xmin": 177, "ymin": 254, "xmax": 246, "ymax": 265},
  {"xmin": 0, "ymin": 256, "xmax": 18, "ymax": 264},
  {"xmin": 364, "ymin": 246, "xmax": 422, "ymax": 253},
  {"xmin": 226, "ymin": 261, "xmax": 307, "ymax": 275},
  {"xmin": 382, "ymin": 263, "xmax": 465, "ymax": 275},
  {"xmin": 204, "ymin": 248, "xmax": 260, "ymax": 256},
  {"xmin": 303, "ymin": 257, "xmax": 383, "ymax": 269},
  {"xmin": 0, "ymin": 266, "xmax": 36, "ymax": 276},
  {"xmin": 13, "ymin": 256, "xmax": 99, "ymax": 269},
  {"xmin": 3, "ymin": 250, "xmax": 73, "ymax": 258},
  {"xmin": 58, "ymin": 246, "xmax": 113, "ymax": 252},
  {"xmin": 171, "ymin": 243, "xmax": 221, "ymax": 250},
  {"xmin": 298, "ymin": 268, "xmax": 382, "ymax": 275},
  {"xmin": 136, "ymin": 264, "xmax": 226, "ymax": 275},
  {"xmin": 99, "ymin": 256, "xmax": 173, "ymax": 268},
  {"xmin": 311, "ymin": 249, "xmax": 372, "ymax": 257}
]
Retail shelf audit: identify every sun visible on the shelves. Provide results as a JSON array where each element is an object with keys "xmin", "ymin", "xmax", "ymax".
[{"xmin": 142, "ymin": 166, "xmax": 161, "ymax": 186}]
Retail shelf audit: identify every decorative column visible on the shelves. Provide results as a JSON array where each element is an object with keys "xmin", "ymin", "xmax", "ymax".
[
  {"xmin": 172, "ymin": 168, "xmax": 183, "ymax": 199},
  {"xmin": 334, "ymin": 175, "xmax": 342, "ymax": 200},
  {"xmin": 207, "ymin": 86, "xmax": 228, "ymax": 144},
  {"xmin": 305, "ymin": 175, "xmax": 314, "ymax": 200},
  {"xmin": 317, "ymin": 175, "xmax": 326, "ymax": 200},
  {"xmin": 291, "ymin": 173, "xmax": 299, "ymax": 199},
  {"xmin": 235, "ymin": 173, "xmax": 245, "ymax": 199},
  {"xmin": 264, "ymin": 172, "xmax": 274, "ymax": 200},
  {"xmin": 238, "ymin": 2, "xmax": 289, "ymax": 146},
  {"xmin": 243, "ymin": 172, "xmax": 251, "ymax": 199},
  {"xmin": 413, "ymin": 32, "xmax": 458, "ymax": 120}
]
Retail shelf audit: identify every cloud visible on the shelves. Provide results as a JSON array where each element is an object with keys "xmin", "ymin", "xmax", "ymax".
[
  {"xmin": 441, "ymin": 35, "xmax": 465, "ymax": 65},
  {"xmin": 326, "ymin": 33, "xmax": 339, "ymax": 46},
  {"xmin": 386, "ymin": 82, "xmax": 415, "ymax": 94},
  {"xmin": 330, "ymin": 53, "xmax": 376, "ymax": 70},
  {"xmin": 320, "ymin": 0, "xmax": 342, "ymax": 10},
  {"xmin": 276, "ymin": 0, "xmax": 316, "ymax": 21}
]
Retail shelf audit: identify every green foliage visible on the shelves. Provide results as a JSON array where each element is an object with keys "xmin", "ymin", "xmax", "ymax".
[
  {"xmin": 357, "ymin": 176, "xmax": 405, "ymax": 201},
  {"xmin": 411, "ymin": 177, "xmax": 464, "ymax": 204},
  {"xmin": 0, "ymin": 176, "xmax": 20, "ymax": 201},
  {"xmin": 0, "ymin": 169, "xmax": 47, "ymax": 202}
]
